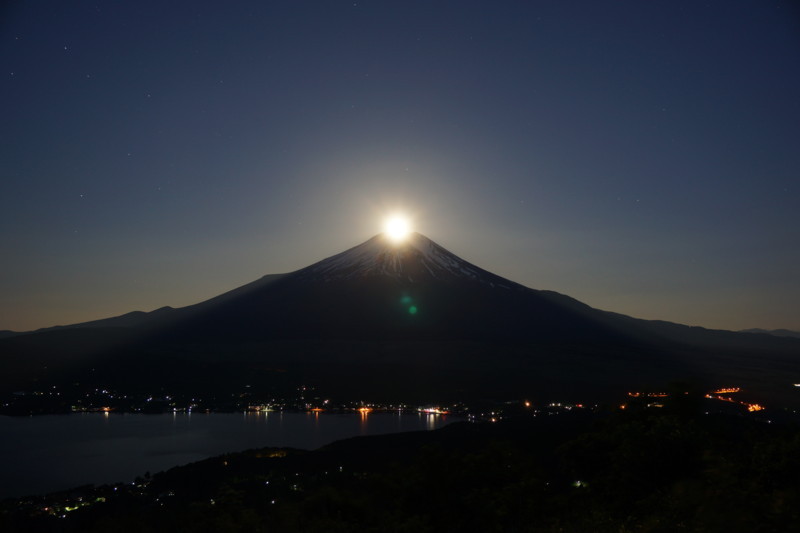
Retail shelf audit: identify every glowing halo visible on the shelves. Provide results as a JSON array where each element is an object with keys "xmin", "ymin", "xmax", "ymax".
[{"xmin": 383, "ymin": 215, "xmax": 412, "ymax": 242}]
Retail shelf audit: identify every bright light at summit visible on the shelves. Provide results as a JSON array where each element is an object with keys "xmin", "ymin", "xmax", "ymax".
[{"xmin": 384, "ymin": 215, "xmax": 412, "ymax": 242}]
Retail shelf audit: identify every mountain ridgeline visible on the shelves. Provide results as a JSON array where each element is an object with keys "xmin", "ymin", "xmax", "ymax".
[
  {"xmin": 155, "ymin": 233, "xmax": 638, "ymax": 343},
  {"xmin": 1, "ymin": 233, "xmax": 798, "ymax": 406}
]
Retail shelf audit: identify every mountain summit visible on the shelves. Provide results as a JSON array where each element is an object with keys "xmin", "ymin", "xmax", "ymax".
[{"xmin": 293, "ymin": 232, "xmax": 521, "ymax": 288}]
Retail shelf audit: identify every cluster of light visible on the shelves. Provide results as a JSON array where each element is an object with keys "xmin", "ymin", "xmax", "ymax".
[
  {"xmin": 705, "ymin": 387, "xmax": 766, "ymax": 413},
  {"xmin": 419, "ymin": 407, "xmax": 449, "ymax": 415},
  {"xmin": 705, "ymin": 394, "xmax": 732, "ymax": 402},
  {"xmin": 254, "ymin": 450, "xmax": 287, "ymax": 459},
  {"xmin": 627, "ymin": 392, "xmax": 668, "ymax": 398}
]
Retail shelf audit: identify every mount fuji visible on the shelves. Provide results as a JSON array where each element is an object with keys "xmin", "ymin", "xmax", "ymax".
[
  {"xmin": 1, "ymin": 233, "xmax": 798, "ymax": 404},
  {"xmin": 141, "ymin": 232, "xmax": 637, "ymax": 344}
]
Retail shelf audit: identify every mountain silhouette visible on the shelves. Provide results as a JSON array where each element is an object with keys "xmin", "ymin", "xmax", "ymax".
[
  {"xmin": 1, "ymin": 233, "xmax": 798, "ymax": 405},
  {"xmin": 151, "ymin": 233, "xmax": 640, "ymax": 344}
]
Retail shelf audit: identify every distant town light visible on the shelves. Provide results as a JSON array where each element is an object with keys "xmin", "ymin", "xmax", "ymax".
[{"xmin": 419, "ymin": 407, "xmax": 449, "ymax": 414}]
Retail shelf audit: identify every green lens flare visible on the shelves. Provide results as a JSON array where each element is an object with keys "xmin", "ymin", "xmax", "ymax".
[{"xmin": 408, "ymin": 306, "xmax": 418, "ymax": 315}]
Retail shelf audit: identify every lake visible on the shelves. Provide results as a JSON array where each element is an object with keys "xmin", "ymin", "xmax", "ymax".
[{"xmin": 0, "ymin": 411, "xmax": 457, "ymax": 499}]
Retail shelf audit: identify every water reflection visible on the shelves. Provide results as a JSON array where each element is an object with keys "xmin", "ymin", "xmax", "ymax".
[
  {"xmin": 358, "ymin": 408, "xmax": 371, "ymax": 434},
  {"xmin": 426, "ymin": 413, "xmax": 437, "ymax": 430}
]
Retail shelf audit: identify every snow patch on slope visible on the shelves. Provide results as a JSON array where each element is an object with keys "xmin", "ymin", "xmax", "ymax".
[{"xmin": 293, "ymin": 233, "xmax": 520, "ymax": 289}]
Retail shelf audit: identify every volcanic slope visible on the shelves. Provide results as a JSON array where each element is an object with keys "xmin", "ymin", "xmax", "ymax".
[
  {"xmin": 155, "ymin": 232, "xmax": 634, "ymax": 344},
  {"xmin": 1, "ymin": 233, "xmax": 798, "ymax": 404}
]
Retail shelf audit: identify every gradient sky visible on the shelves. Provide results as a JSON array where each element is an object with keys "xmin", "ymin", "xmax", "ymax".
[{"xmin": 2, "ymin": 1, "xmax": 799, "ymax": 332}]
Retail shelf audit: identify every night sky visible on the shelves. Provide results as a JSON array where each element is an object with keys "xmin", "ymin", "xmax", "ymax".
[{"xmin": 2, "ymin": 1, "xmax": 798, "ymax": 333}]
